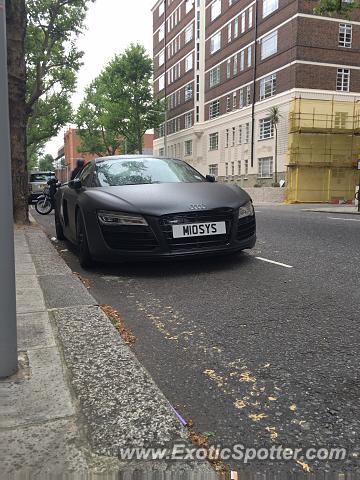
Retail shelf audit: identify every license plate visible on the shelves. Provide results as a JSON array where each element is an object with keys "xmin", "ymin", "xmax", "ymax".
[{"xmin": 172, "ymin": 221, "xmax": 226, "ymax": 238}]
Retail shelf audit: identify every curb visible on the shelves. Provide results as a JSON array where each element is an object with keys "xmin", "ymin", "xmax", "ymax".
[{"xmin": 302, "ymin": 209, "xmax": 360, "ymax": 215}]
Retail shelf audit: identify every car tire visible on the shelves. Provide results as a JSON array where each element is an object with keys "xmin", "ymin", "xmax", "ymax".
[
  {"xmin": 55, "ymin": 208, "xmax": 65, "ymax": 240},
  {"xmin": 76, "ymin": 211, "xmax": 93, "ymax": 269}
]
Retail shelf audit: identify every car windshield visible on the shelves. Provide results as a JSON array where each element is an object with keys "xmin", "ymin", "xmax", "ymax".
[
  {"xmin": 30, "ymin": 173, "xmax": 55, "ymax": 182},
  {"xmin": 95, "ymin": 157, "xmax": 205, "ymax": 186}
]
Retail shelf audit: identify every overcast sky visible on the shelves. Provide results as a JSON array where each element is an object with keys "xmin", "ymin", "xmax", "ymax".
[{"xmin": 46, "ymin": 0, "xmax": 154, "ymax": 157}]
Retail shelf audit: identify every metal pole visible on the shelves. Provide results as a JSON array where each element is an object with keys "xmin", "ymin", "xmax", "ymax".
[{"xmin": 0, "ymin": 0, "xmax": 18, "ymax": 378}]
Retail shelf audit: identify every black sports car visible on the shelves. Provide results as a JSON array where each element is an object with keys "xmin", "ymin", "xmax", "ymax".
[{"xmin": 55, "ymin": 155, "xmax": 256, "ymax": 268}]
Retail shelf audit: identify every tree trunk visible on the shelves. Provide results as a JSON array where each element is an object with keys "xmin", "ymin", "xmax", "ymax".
[
  {"xmin": 6, "ymin": 0, "xmax": 28, "ymax": 224},
  {"xmin": 137, "ymin": 131, "xmax": 143, "ymax": 154},
  {"xmin": 274, "ymin": 126, "xmax": 278, "ymax": 184}
]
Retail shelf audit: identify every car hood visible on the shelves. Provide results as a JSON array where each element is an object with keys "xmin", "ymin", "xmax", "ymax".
[{"xmin": 88, "ymin": 182, "xmax": 251, "ymax": 216}]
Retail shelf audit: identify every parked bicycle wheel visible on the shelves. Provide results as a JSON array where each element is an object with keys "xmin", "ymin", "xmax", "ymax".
[{"xmin": 35, "ymin": 197, "xmax": 53, "ymax": 215}]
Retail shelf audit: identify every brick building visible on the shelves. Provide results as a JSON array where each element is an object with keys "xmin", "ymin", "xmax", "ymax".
[
  {"xmin": 55, "ymin": 128, "xmax": 154, "ymax": 182},
  {"xmin": 152, "ymin": 0, "xmax": 360, "ymax": 201}
]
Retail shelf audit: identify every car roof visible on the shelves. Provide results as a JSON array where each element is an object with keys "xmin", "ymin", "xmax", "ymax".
[{"xmin": 94, "ymin": 155, "xmax": 181, "ymax": 163}]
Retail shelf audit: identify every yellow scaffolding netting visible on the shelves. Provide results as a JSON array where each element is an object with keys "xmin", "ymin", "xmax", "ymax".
[{"xmin": 285, "ymin": 97, "xmax": 360, "ymax": 203}]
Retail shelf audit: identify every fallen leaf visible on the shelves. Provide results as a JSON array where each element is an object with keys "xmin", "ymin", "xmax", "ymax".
[
  {"xmin": 249, "ymin": 413, "xmax": 267, "ymax": 422},
  {"xmin": 290, "ymin": 404, "xmax": 297, "ymax": 412},
  {"xmin": 268, "ymin": 396, "xmax": 277, "ymax": 401},
  {"xmin": 234, "ymin": 399, "xmax": 247, "ymax": 409},
  {"xmin": 296, "ymin": 460, "xmax": 311, "ymax": 472}
]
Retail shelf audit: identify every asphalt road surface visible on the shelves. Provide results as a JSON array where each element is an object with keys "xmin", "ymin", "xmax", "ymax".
[{"xmin": 32, "ymin": 205, "xmax": 360, "ymax": 475}]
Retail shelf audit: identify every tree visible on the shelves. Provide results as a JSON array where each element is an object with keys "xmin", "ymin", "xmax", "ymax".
[
  {"xmin": 6, "ymin": 0, "xmax": 28, "ymax": 224},
  {"xmin": 267, "ymin": 106, "xmax": 282, "ymax": 185},
  {"xmin": 313, "ymin": 0, "xmax": 357, "ymax": 17},
  {"xmin": 77, "ymin": 44, "xmax": 164, "ymax": 156},
  {"xmin": 6, "ymin": 0, "xmax": 93, "ymax": 223},
  {"xmin": 38, "ymin": 153, "xmax": 54, "ymax": 171}
]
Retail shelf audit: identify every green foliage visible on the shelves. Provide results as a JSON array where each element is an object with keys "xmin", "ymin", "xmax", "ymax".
[
  {"xmin": 38, "ymin": 153, "xmax": 54, "ymax": 171},
  {"xmin": 267, "ymin": 106, "xmax": 281, "ymax": 127},
  {"xmin": 313, "ymin": 0, "xmax": 357, "ymax": 17},
  {"xmin": 25, "ymin": 0, "xmax": 94, "ymax": 155},
  {"xmin": 76, "ymin": 44, "xmax": 165, "ymax": 155}
]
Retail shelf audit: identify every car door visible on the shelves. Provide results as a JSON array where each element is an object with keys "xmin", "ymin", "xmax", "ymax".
[{"xmin": 63, "ymin": 162, "xmax": 95, "ymax": 242}]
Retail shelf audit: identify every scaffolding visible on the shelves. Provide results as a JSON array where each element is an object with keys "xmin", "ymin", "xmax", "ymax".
[{"xmin": 286, "ymin": 97, "xmax": 360, "ymax": 203}]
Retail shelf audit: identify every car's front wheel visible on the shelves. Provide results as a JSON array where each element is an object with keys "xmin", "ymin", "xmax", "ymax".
[{"xmin": 76, "ymin": 211, "xmax": 93, "ymax": 269}]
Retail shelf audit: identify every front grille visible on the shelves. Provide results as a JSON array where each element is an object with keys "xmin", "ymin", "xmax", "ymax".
[
  {"xmin": 237, "ymin": 216, "xmax": 256, "ymax": 241},
  {"xmin": 101, "ymin": 225, "xmax": 159, "ymax": 251},
  {"xmin": 160, "ymin": 208, "xmax": 234, "ymax": 252}
]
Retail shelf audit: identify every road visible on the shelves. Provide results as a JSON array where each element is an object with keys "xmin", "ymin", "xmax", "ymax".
[{"xmin": 32, "ymin": 205, "xmax": 360, "ymax": 475}]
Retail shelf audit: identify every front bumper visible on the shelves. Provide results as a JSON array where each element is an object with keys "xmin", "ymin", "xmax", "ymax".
[{"xmin": 84, "ymin": 208, "xmax": 256, "ymax": 262}]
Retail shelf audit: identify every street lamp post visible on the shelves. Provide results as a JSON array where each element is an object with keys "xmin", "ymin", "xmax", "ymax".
[{"xmin": 0, "ymin": 0, "xmax": 18, "ymax": 378}]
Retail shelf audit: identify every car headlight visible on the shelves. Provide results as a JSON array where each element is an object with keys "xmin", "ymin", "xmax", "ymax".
[
  {"xmin": 97, "ymin": 210, "xmax": 148, "ymax": 226},
  {"xmin": 238, "ymin": 201, "xmax": 254, "ymax": 219}
]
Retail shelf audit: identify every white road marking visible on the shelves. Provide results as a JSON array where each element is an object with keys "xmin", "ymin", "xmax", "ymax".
[
  {"xmin": 255, "ymin": 210, "xmax": 262, "ymax": 213},
  {"xmin": 255, "ymin": 257, "xmax": 293, "ymax": 269},
  {"xmin": 328, "ymin": 216, "xmax": 360, "ymax": 222}
]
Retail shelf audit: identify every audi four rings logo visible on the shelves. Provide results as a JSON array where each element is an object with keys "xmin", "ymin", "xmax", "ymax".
[{"xmin": 190, "ymin": 203, "xmax": 207, "ymax": 210}]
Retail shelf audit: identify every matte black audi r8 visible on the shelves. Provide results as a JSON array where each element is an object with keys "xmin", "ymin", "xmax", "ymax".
[{"xmin": 54, "ymin": 155, "xmax": 256, "ymax": 268}]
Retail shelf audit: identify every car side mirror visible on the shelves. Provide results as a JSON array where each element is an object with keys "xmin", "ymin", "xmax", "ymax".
[
  {"xmin": 69, "ymin": 178, "xmax": 82, "ymax": 190},
  {"xmin": 206, "ymin": 175, "xmax": 216, "ymax": 183}
]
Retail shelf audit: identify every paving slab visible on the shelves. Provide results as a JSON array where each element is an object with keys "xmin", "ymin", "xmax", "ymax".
[
  {"xmin": 16, "ymin": 287, "xmax": 46, "ymax": 314},
  {"xmin": 38, "ymin": 274, "xmax": 95, "ymax": 309},
  {"xmin": 17, "ymin": 311, "xmax": 56, "ymax": 350}
]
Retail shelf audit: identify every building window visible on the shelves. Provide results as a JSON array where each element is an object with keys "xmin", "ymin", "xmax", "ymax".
[
  {"xmin": 238, "ymin": 125, "xmax": 242, "ymax": 144},
  {"xmin": 260, "ymin": 73, "xmax": 276, "ymax": 100},
  {"xmin": 231, "ymin": 161, "xmax": 235, "ymax": 175},
  {"xmin": 258, "ymin": 157, "xmax": 273, "ymax": 178},
  {"xmin": 158, "ymin": 24, "xmax": 165, "ymax": 41},
  {"xmin": 185, "ymin": 53, "xmax": 193, "ymax": 72},
  {"xmin": 209, "ymin": 133, "xmax": 219, "ymax": 150},
  {"xmin": 159, "ymin": 147, "xmax": 165, "ymax": 156},
  {"xmin": 238, "ymin": 160, "xmax": 241, "ymax": 175},
  {"xmin": 248, "ymin": 7, "xmax": 253, "ymax": 28},
  {"xmin": 244, "ymin": 123, "xmax": 250, "ymax": 143},
  {"xmin": 158, "ymin": 74, "xmax": 165, "ymax": 91},
  {"xmin": 234, "ymin": 18, "xmax": 239, "ymax": 37},
  {"xmin": 209, "ymin": 66, "xmax": 221, "ymax": 87},
  {"xmin": 210, "ymin": 31, "xmax": 221, "ymax": 54},
  {"xmin": 261, "ymin": 30, "xmax": 278, "ymax": 59},
  {"xmin": 246, "ymin": 85, "xmax": 251, "ymax": 105},
  {"xmin": 209, "ymin": 100, "xmax": 220, "ymax": 119},
  {"xmin": 185, "ymin": 83, "xmax": 193, "ymax": 100},
  {"xmin": 233, "ymin": 54, "xmax": 238, "ymax": 74},
  {"xmin": 185, "ymin": 24, "xmax": 193, "ymax": 43},
  {"xmin": 247, "ymin": 46, "xmax": 252, "ymax": 67},
  {"xmin": 186, "ymin": 0, "xmax": 193, "ymax": 13},
  {"xmin": 244, "ymin": 159, "xmax": 248, "ymax": 176},
  {"xmin": 226, "ymin": 95, "xmax": 231, "ymax": 112},
  {"xmin": 159, "ymin": 124, "xmax": 165, "ymax": 137},
  {"xmin": 336, "ymin": 68, "xmax": 350, "ymax": 91},
  {"xmin": 159, "ymin": 1, "xmax": 165, "ymax": 16},
  {"xmin": 209, "ymin": 164, "xmax": 218, "ymax": 176},
  {"xmin": 259, "ymin": 118, "xmax": 274, "ymax": 140},
  {"xmin": 232, "ymin": 127, "xmax": 236, "ymax": 146},
  {"xmin": 227, "ymin": 58, "xmax": 231, "ymax": 79},
  {"xmin": 240, "ymin": 49, "xmax": 245, "ymax": 70},
  {"xmin": 228, "ymin": 23, "xmax": 232, "ymax": 42},
  {"xmin": 241, "ymin": 12, "xmax": 245, "ymax": 33},
  {"xmin": 184, "ymin": 139, "xmax": 193, "ymax": 155},
  {"xmin": 239, "ymin": 89, "xmax": 244, "ymax": 108},
  {"xmin": 263, "ymin": 0, "xmax": 278, "ymax": 17},
  {"xmin": 225, "ymin": 129, "xmax": 229, "ymax": 147},
  {"xmin": 233, "ymin": 92, "xmax": 237, "ymax": 108},
  {"xmin": 334, "ymin": 111, "xmax": 348, "ymax": 129},
  {"xmin": 211, "ymin": 0, "xmax": 221, "ymax": 20},
  {"xmin": 158, "ymin": 50, "xmax": 165, "ymax": 66},
  {"xmin": 339, "ymin": 24, "xmax": 352, "ymax": 48},
  {"xmin": 185, "ymin": 111, "xmax": 193, "ymax": 128},
  {"xmin": 225, "ymin": 162, "xmax": 229, "ymax": 176}
]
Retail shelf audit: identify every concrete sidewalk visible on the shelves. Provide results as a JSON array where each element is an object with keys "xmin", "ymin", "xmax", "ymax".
[
  {"xmin": 0, "ymin": 225, "xmax": 217, "ymax": 479},
  {"xmin": 302, "ymin": 205, "xmax": 359, "ymax": 215}
]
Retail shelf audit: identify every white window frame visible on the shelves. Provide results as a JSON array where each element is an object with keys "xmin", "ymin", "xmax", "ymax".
[
  {"xmin": 228, "ymin": 23, "xmax": 232, "ymax": 43},
  {"xmin": 209, "ymin": 66, "xmax": 221, "ymax": 87},
  {"xmin": 211, "ymin": 0, "xmax": 221, "ymax": 21},
  {"xmin": 259, "ymin": 117, "xmax": 274, "ymax": 140},
  {"xmin": 158, "ymin": 50, "xmax": 165, "ymax": 66},
  {"xmin": 248, "ymin": 7, "xmax": 253, "ymax": 28},
  {"xmin": 158, "ymin": 74, "xmax": 165, "ymax": 91},
  {"xmin": 336, "ymin": 68, "xmax": 350, "ymax": 91},
  {"xmin": 185, "ymin": 83, "xmax": 193, "ymax": 101},
  {"xmin": 209, "ymin": 100, "xmax": 220, "ymax": 119},
  {"xmin": 186, "ymin": 0, "xmax": 193, "ymax": 14},
  {"xmin": 247, "ymin": 46, "xmax": 252, "ymax": 67},
  {"xmin": 263, "ymin": 0, "xmax": 279, "ymax": 18},
  {"xmin": 234, "ymin": 18, "xmax": 239, "ymax": 38},
  {"xmin": 339, "ymin": 24, "xmax": 352, "ymax": 48},
  {"xmin": 184, "ymin": 139, "xmax": 193, "ymax": 156},
  {"xmin": 209, "ymin": 132, "xmax": 219, "ymax": 151},
  {"xmin": 260, "ymin": 73, "xmax": 276, "ymax": 100},
  {"xmin": 158, "ymin": 24, "xmax": 165, "ymax": 41},
  {"xmin": 185, "ymin": 24, "xmax": 193, "ymax": 43},
  {"xmin": 209, "ymin": 164, "xmax": 218, "ymax": 176},
  {"xmin": 185, "ymin": 111, "xmax": 193, "ymax": 129},
  {"xmin": 185, "ymin": 53, "xmax": 193, "ymax": 72},
  {"xmin": 159, "ymin": 1, "xmax": 165, "ymax": 16},
  {"xmin": 258, "ymin": 157, "xmax": 273, "ymax": 178},
  {"xmin": 241, "ymin": 12, "xmax": 245, "ymax": 33},
  {"xmin": 240, "ymin": 49, "xmax": 245, "ymax": 70},
  {"xmin": 210, "ymin": 31, "xmax": 221, "ymax": 54},
  {"xmin": 261, "ymin": 30, "xmax": 278, "ymax": 59},
  {"xmin": 227, "ymin": 58, "xmax": 231, "ymax": 78}
]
